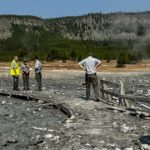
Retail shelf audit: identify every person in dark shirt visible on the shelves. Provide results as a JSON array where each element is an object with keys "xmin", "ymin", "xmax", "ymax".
[{"xmin": 20, "ymin": 59, "xmax": 30, "ymax": 90}]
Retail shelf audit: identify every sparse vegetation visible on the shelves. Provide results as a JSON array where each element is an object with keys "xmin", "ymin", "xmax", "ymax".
[{"xmin": 117, "ymin": 51, "xmax": 142, "ymax": 67}]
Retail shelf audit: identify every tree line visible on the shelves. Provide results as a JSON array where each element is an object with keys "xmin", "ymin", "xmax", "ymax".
[{"xmin": 0, "ymin": 21, "xmax": 149, "ymax": 67}]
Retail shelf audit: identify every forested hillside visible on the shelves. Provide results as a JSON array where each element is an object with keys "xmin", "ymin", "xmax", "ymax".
[{"xmin": 0, "ymin": 12, "xmax": 150, "ymax": 61}]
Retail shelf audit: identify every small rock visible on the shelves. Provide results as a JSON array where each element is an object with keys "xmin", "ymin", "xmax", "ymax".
[
  {"xmin": 44, "ymin": 134, "xmax": 53, "ymax": 139},
  {"xmin": 141, "ymin": 144, "xmax": 150, "ymax": 150},
  {"xmin": 115, "ymin": 148, "xmax": 121, "ymax": 150},
  {"xmin": 107, "ymin": 143, "xmax": 116, "ymax": 147},
  {"xmin": 42, "ymin": 87, "xmax": 46, "ymax": 90},
  {"xmin": 85, "ymin": 143, "xmax": 91, "ymax": 146},
  {"xmin": 120, "ymin": 124, "xmax": 130, "ymax": 133},
  {"xmin": 112, "ymin": 122, "xmax": 118, "ymax": 128},
  {"xmin": 7, "ymin": 138, "xmax": 18, "ymax": 143},
  {"xmin": 9, "ymin": 114, "xmax": 13, "ymax": 118},
  {"xmin": 52, "ymin": 136, "xmax": 59, "ymax": 141},
  {"xmin": 38, "ymin": 100, "xmax": 44, "ymax": 103},
  {"xmin": 32, "ymin": 126, "xmax": 47, "ymax": 131},
  {"xmin": 7, "ymin": 96, "xmax": 11, "ymax": 99},
  {"xmin": 2, "ymin": 101, "xmax": 6, "ymax": 104},
  {"xmin": 70, "ymin": 115, "xmax": 75, "ymax": 119},
  {"xmin": 31, "ymin": 135, "xmax": 43, "ymax": 145},
  {"xmin": 124, "ymin": 148, "xmax": 133, "ymax": 150},
  {"xmin": 48, "ymin": 129, "xmax": 54, "ymax": 132}
]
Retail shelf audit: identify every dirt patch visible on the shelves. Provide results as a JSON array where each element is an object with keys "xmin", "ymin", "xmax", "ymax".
[{"xmin": 1, "ymin": 59, "xmax": 150, "ymax": 74}]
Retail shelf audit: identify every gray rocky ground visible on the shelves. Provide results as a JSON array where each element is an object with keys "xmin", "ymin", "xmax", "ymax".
[{"xmin": 0, "ymin": 71, "xmax": 150, "ymax": 150}]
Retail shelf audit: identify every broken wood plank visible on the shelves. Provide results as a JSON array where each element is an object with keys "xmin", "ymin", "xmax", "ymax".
[
  {"xmin": 98, "ymin": 98, "xmax": 118, "ymax": 105},
  {"xmin": 0, "ymin": 90, "xmax": 74, "ymax": 118},
  {"xmin": 140, "ymin": 103, "xmax": 150, "ymax": 110},
  {"xmin": 106, "ymin": 105, "xmax": 150, "ymax": 118},
  {"xmin": 100, "ymin": 88, "xmax": 150, "ymax": 103},
  {"xmin": 100, "ymin": 79, "xmax": 120, "ymax": 88},
  {"xmin": 100, "ymin": 88, "xmax": 120, "ymax": 97}
]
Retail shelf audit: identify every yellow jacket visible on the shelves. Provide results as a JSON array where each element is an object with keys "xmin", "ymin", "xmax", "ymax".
[{"xmin": 10, "ymin": 60, "xmax": 20, "ymax": 76}]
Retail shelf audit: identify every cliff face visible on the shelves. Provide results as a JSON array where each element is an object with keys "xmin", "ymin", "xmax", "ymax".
[
  {"xmin": 0, "ymin": 12, "xmax": 150, "ymax": 43},
  {"xmin": 0, "ymin": 15, "xmax": 45, "ymax": 39},
  {"xmin": 0, "ymin": 17, "xmax": 12, "ymax": 39}
]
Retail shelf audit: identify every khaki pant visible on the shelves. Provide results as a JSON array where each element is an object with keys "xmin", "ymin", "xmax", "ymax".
[
  {"xmin": 86, "ymin": 73, "xmax": 99, "ymax": 100},
  {"xmin": 35, "ymin": 72, "xmax": 42, "ymax": 91},
  {"xmin": 22, "ymin": 74, "xmax": 29, "ymax": 90}
]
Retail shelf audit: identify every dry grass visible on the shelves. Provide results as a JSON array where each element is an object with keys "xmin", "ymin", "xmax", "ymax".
[
  {"xmin": 0, "ymin": 59, "xmax": 150, "ymax": 73},
  {"xmin": 36, "ymin": 59, "xmax": 150, "ymax": 72}
]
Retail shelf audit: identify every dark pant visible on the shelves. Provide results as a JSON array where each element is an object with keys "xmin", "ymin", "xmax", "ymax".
[
  {"xmin": 22, "ymin": 74, "xmax": 29, "ymax": 90},
  {"xmin": 13, "ymin": 76, "xmax": 19, "ymax": 90},
  {"xmin": 86, "ymin": 73, "xmax": 99, "ymax": 100},
  {"xmin": 35, "ymin": 72, "xmax": 42, "ymax": 91}
]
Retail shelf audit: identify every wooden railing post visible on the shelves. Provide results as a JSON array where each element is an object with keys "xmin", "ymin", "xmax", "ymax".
[
  {"xmin": 100, "ymin": 79, "xmax": 112, "ymax": 101},
  {"xmin": 119, "ymin": 80, "xmax": 130, "ymax": 107},
  {"xmin": 100, "ymin": 79, "xmax": 150, "ymax": 109}
]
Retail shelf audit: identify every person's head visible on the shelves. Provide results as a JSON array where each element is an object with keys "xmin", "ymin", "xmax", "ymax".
[
  {"xmin": 23, "ymin": 58, "xmax": 28, "ymax": 65},
  {"xmin": 34, "ymin": 56, "xmax": 38, "ymax": 61},
  {"xmin": 24, "ymin": 60, "xmax": 27, "ymax": 65},
  {"xmin": 88, "ymin": 52, "xmax": 93, "ymax": 57},
  {"xmin": 14, "ymin": 56, "xmax": 18, "ymax": 61}
]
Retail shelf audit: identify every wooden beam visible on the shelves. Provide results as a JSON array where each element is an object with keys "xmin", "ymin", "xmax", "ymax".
[
  {"xmin": 100, "ymin": 88, "xmax": 120, "ymax": 97},
  {"xmin": 100, "ymin": 88, "xmax": 150, "ymax": 103},
  {"xmin": 106, "ymin": 105, "xmax": 150, "ymax": 118},
  {"xmin": 119, "ymin": 80, "xmax": 130, "ymax": 107},
  {"xmin": 121, "ymin": 95, "xmax": 150, "ymax": 103},
  {"xmin": 100, "ymin": 79, "xmax": 120, "ymax": 88}
]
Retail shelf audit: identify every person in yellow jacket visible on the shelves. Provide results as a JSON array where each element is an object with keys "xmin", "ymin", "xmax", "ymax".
[{"xmin": 10, "ymin": 56, "xmax": 20, "ymax": 90}]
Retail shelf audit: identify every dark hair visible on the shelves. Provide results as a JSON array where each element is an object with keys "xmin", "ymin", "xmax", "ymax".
[
  {"xmin": 34, "ymin": 56, "xmax": 38, "ymax": 60},
  {"xmin": 23, "ymin": 57, "xmax": 28, "ymax": 62}
]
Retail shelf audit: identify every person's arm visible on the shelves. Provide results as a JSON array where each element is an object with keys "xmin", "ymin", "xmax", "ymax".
[
  {"xmin": 34, "ymin": 61, "xmax": 39, "ymax": 71},
  {"xmin": 20, "ymin": 65, "xmax": 23, "ymax": 73},
  {"xmin": 95, "ymin": 59, "xmax": 102, "ymax": 69},
  {"xmin": 78, "ymin": 60, "xmax": 85, "ymax": 70},
  {"xmin": 79, "ymin": 64, "xmax": 85, "ymax": 70}
]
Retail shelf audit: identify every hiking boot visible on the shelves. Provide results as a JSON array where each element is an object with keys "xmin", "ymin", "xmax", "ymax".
[
  {"xmin": 85, "ymin": 97, "xmax": 90, "ymax": 101},
  {"xmin": 95, "ymin": 99, "xmax": 100, "ymax": 102}
]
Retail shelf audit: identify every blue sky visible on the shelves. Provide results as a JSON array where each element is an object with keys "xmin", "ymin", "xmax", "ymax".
[{"xmin": 0, "ymin": 0, "xmax": 150, "ymax": 19}]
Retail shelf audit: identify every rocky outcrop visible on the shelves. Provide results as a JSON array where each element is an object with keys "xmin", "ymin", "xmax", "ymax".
[{"xmin": 0, "ymin": 15, "xmax": 44, "ymax": 39}]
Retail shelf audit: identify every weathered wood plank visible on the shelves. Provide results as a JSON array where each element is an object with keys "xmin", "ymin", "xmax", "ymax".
[
  {"xmin": 121, "ymin": 95, "xmax": 150, "ymax": 103},
  {"xmin": 100, "ymin": 88, "xmax": 150, "ymax": 103},
  {"xmin": 119, "ymin": 80, "xmax": 130, "ymax": 107},
  {"xmin": 100, "ymin": 79, "xmax": 120, "ymax": 87},
  {"xmin": 0, "ymin": 90, "xmax": 74, "ymax": 117},
  {"xmin": 106, "ymin": 105, "xmax": 150, "ymax": 118},
  {"xmin": 100, "ymin": 88, "xmax": 120, "ymax": 97}
]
